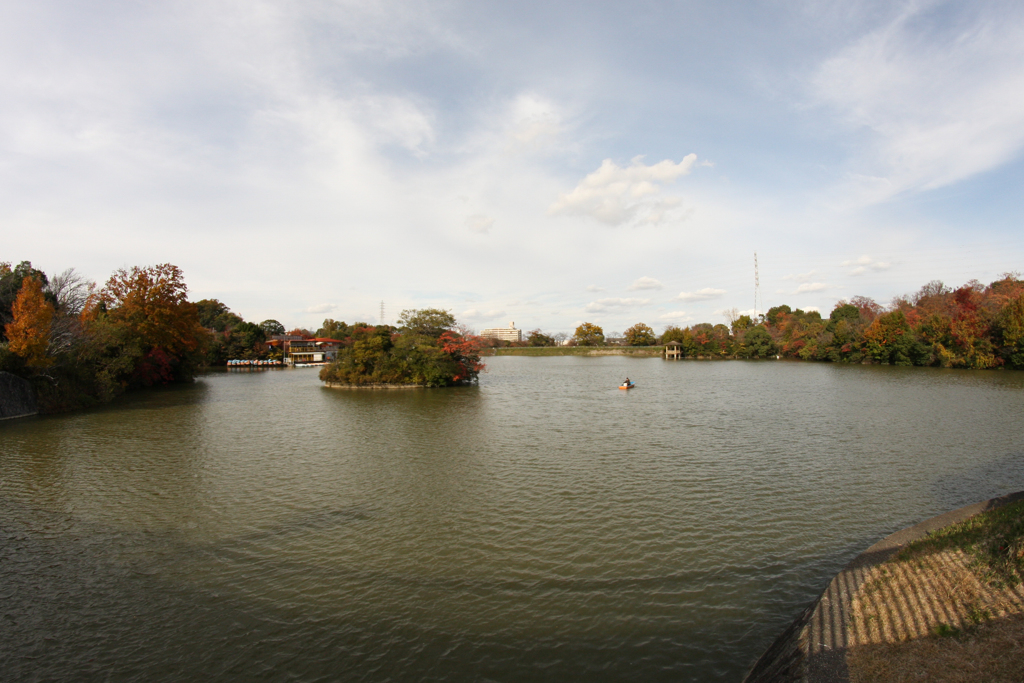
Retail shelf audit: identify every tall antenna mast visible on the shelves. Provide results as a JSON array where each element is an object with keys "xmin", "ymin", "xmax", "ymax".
[
  {"xmin": 754, "ymin": 252, "xmax": 761, "ymax": 321},
  {"xmin": 380, "ymin": 300, "xmax": 386, "ymax": 326}
]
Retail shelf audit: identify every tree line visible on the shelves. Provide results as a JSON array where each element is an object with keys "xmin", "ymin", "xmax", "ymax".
[
  {"xmin": 560, "ymin": 274, "xmax": 1024, "ymax": 368},
  {"xmin": 1, "ymin": 261, "xmax": 212, "ymax": 412}
]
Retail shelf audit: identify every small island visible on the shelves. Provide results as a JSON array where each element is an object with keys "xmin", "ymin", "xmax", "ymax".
[{"xmin": 318, "ymin": 309, "xmax": 484, "ymax": 388}]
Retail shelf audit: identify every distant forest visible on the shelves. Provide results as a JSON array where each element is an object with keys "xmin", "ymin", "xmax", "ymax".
[{"xmin": 655, "ymin": 274, "xmax": 1024, "ymax": 368}]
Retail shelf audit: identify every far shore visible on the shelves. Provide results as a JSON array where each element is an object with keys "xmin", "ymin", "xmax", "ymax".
[{"xmin": 485, "ymin": 346, "xmax": 664, "ymax": 357}]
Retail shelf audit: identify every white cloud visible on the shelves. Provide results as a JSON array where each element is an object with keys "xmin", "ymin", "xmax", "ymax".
[
  {"xmin": 584, "ymin": 297, "xmax": 651, "ymax": 313},
  {"xmin": 461, "ymin": 308, "xmax": 506, "ymax": 320},
  {"xmin": 782, "ymin": 270, "xmax": 819, "ymax": 283},
  {"xmin": 675, "ymin": 288, "xmax": 726, "ymax": 302},
  {"xmin": 306, "ymin": 303, "xmax": 337, "ymax": 314},
  {"xmin": 659, "ymin": 311, "xmax": 692, "ymax": 323},
  {"xmin": 627, "ymin": 276, "xmax": 663, "ymax": 291},
  {"xmin": 813, "ymin": 3, "xmax": 1024, "ymax": 202},
  {"xmin": 586, "ymin": 285, "xmax": 606, "ymax": 292},
  {"xmin": 548, "ymin": 154, "xmax": 698, "ymax": 225},
  {"xmin": 795, "ymin": 282, "xmax": 828, "ymax": 293},
  {"xmin": 465, "ymin": 213, "xmax": 493, "ymax": 234},
  {"xmin": 354, "ymin": 95, "xmax": 435, "ymax": 155},
  {"xmin": 842, "ymin": 255, "xmax": 892, "ymax": 276},
  {"xmin": 506, "ymin": 93, "xmax": 562, "ymax": 152}
]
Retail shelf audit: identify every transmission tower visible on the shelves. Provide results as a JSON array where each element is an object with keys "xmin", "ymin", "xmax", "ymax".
[
  {"xmin": 380, "ymin": 300, "xmax": 386, "ymax": 326},
  {"xmin": 754, "ymin": 252, "xmax": 761, "ymax": 321}
]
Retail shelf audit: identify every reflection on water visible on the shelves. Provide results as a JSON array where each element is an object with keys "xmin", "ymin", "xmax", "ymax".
[{"xmin": 2, "ymin": 358, "xmax": 1024, "ymax": 681}]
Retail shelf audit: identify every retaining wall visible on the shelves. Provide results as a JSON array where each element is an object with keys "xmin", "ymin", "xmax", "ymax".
[{"xmin": 0, "ymin": 371, "xmax": 38, "ymax": 420}]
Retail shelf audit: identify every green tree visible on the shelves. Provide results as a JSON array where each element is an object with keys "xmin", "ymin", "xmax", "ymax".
[
  {"xmin": 624, "ymin": 322, "xmax": 656, "ymax": 346},
  {"xmin": 741, "ymin": 326, "xmax": 775, "ymax": 358},
  {"xmin": 316, "ymin": 319, "xmax": 349, "ymax": 339},
  {"xmin": 660, "ymin": 325, "xmax": 687, "ymax": 344},
  {"xmin": 573, "ymin": 322, "xmax": 604, "ymax": 346},
  {"xmin": 260, "ymin": 319, "xmax": 286, "ymax": 336},
  {"xmin": 731, "ymin": 315, "xmax": 753, "ymax": 334},
  {"xmin": 996, "ymin": 292, "xmax": 1024, "ymax": 369},
  {"xmin": 828, "ymin": 303, "xmax": 860, "ymax": 329},
  {"xmin": 526, "ymin": 329, "xmax": 554, "ymax": 346},
  {"xmin": 195, "ymin": 299, "xmax": 243, "ymax": 332},
  {"xmin": 398, "ymin": 309, "xmax": 456, "ymax": 337},
  {"xmin": 863, "ymin": 311, "xmax": 921, "ymax": 366}
]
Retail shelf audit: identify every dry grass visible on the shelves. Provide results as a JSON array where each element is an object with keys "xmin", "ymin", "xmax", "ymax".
[
  {"xmin": 848, "ymin": 612, "xmax": 1024, "ymax": 683},
  {"xmin": 846, "ymin": 500, "xmax": 1024, "ymax": 682}
]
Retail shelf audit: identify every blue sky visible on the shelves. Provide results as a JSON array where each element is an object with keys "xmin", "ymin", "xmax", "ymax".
[{"xmin": 3, "ymin": 0, "xmax": 1024, "ymax": 335}]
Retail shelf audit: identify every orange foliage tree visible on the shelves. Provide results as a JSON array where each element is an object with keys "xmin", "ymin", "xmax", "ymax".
[
  {"xmin": 5, "ymin": 276, "xmax": 55, "ymax": 368},
  {"xmin": 101, "ymin": 264, "xmax": 208, "ymax": 381}
]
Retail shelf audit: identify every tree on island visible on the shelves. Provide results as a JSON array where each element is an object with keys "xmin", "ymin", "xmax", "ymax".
[
  {"xmin": 624, "ymin": 323, "xmax": 656, "ymax": 346},
  {"xmin": 319, "ymin": 308, "xmax": 484, "ymax": 386},
  {"xmin": 573, "ymin": 322, "xmax": 604, "ymax": 346},
  {"xmin": 398, "ymin": 308, "xmax": 456, "ymax": 337}
]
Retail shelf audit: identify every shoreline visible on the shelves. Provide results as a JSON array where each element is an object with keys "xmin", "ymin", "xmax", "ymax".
[
  {"xmin": 744, "ymin": 490, "xmax": 1024, "ymax": 683},
  {"xmin": 486, "ymin": 347, "xmax": 664, "ymax": 357},
  {"xmin": 323, "ymin": 382, "xmax": 427, "ymax": 389}
]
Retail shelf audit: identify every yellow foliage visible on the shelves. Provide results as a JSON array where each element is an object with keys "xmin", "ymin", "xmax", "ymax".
[{"xmin": 5, "ymin": 276, "xmax": 54, "ymax": 368}]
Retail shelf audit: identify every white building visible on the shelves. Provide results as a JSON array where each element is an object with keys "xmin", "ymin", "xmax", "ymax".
[{"xmin": 480, "ymin": 321, "xmax": 522, "ymax": 343}]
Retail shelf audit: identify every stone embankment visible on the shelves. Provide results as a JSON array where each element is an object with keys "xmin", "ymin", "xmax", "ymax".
[
  {"xmin": 743, "ymin": 491, "xmax": 1024, "ymax": 683},
  {"xmin": 0, "ymin": 372, "xmax": 37, "ymax": 420}
]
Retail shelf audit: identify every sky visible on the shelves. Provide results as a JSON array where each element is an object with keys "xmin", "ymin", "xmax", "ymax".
[{"xmin": 3, "ymin": 0, "xmax": 1024, "ymax": 336}]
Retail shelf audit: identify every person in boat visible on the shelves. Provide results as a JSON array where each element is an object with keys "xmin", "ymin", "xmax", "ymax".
[{"xmin": 623, "ymin": 377, "xmax": 631, "ymax": 386}]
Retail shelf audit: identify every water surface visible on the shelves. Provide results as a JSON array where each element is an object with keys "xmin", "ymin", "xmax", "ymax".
[{"xmin": 2, "ymin": 357, "xmax": 1024, "ymax": 681}]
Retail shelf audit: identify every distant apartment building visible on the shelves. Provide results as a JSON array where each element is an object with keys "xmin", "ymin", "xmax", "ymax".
[{"xmin": 480, "ymin": 322, "xmax": 522, "ymax": 343}]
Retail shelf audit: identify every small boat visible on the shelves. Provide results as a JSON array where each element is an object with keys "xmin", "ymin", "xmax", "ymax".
[{"xmin": 619, "ymin": 381, "xmax": 635, "ymax": 390}]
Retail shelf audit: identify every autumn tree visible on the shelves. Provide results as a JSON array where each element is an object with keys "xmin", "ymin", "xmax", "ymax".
[
  {"xmin": 573, "ymin": 322, "xmax": 604, "ymax": 346},
  {"xmin": 5, "ymin": 276, "xmax": 55, "ymax": 368},
  {"xmin": 996, "ymin": 292, "xmax": 1024, "ymax": 369},
  {"xmin": 863, "ymin": 311, "xmax": 921, "ymax": 366},
  {"xmin": 102, "ymin": 264, "xmax": 208, "ymax": 381},
  {"xmin": 624, "ymin": 322, "xmax": 656, "ymax": 346},
  {"xmin": 526, "ymin": 329, "xmax": 554, "ymax": 346},
  {"xmin": 0, "ymin": 261, "xmax": 50, "ymax": 339}
]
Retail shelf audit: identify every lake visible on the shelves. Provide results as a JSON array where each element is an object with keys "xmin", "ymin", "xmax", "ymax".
[{"xmin": 2, "ymin": 357, "xmax": 1024, "ymax": 681}]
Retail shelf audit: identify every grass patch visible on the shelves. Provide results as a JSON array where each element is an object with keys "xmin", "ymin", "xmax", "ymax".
[
  {"xmin": 931, "ymin": 623, "xmax": 961, "ymax": 638},
  {"xmin": 894, "ymin": 499, "xmax": 1024, "ymax": 587}
]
